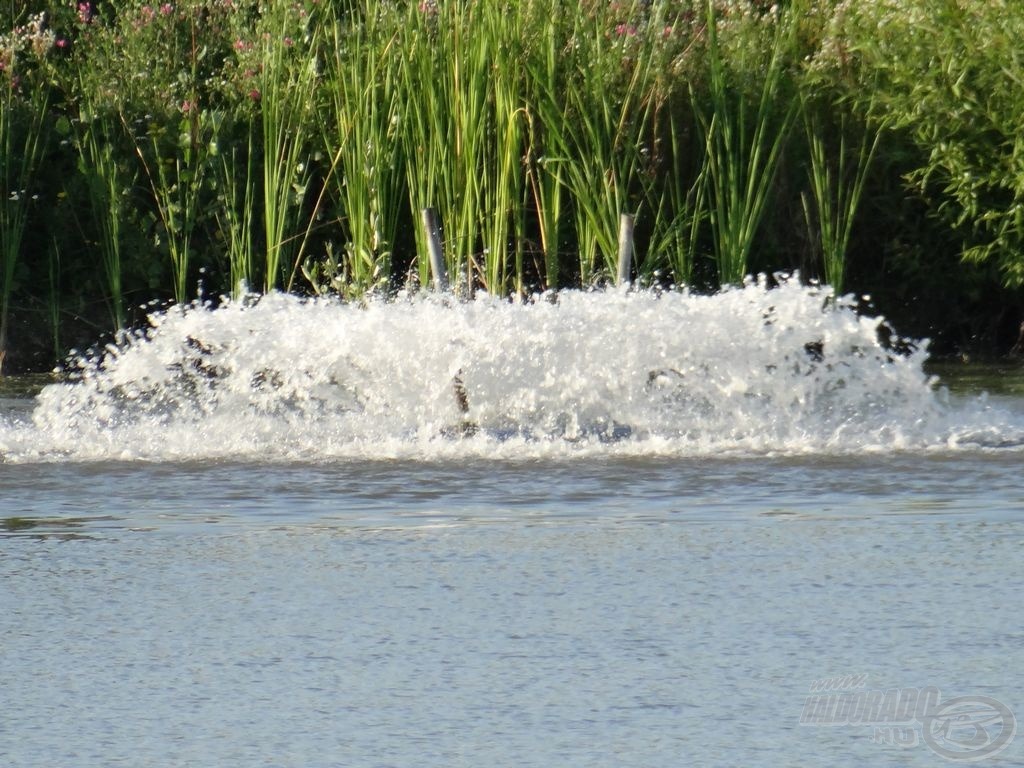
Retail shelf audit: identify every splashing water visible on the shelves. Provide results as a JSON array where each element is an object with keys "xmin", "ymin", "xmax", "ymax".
[{"xmin": 1, "ymin": 278, "xmax": 1021, "ymax": 462}]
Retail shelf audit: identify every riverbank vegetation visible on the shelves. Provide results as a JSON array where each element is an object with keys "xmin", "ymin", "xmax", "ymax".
[{"xmin": 2, "ymin": 0, "xmax": 1023, "ymax": 372}]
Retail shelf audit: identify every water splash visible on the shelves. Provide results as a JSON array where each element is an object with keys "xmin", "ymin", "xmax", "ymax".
[{"xmin": 1, "ymin": 278, "xmax": 1021, "ymax": 462}]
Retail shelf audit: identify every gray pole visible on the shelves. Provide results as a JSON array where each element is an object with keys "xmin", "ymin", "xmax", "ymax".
[
  {"xmin": 421, "ymin": 207, "xmax": 448, "ymax": 291},
  {"xmin": 616, "ymin": 212, "xmax": 635, "ymax": 287}
]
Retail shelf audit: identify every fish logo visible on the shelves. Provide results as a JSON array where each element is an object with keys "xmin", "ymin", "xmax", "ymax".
[{"xmin": 921, "ymin": 695, "xmax": 1016, "ymax": 762}]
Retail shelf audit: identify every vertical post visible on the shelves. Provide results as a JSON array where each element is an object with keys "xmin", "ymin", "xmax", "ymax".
[
  {"xmin": 616, "ymin": 212, "xmax": 635, "ymax": 287},
  {"xmin": 421, "ymin": 207, "xmax": 448, "ymax": 291}
]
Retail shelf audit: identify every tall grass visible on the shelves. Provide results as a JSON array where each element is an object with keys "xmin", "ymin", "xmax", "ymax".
[
  {"xmin": 130, "ymin": 110, "xmax": 213, "ymax": 304},
  {"xmin": 258, "ymin": 1, "xmax": 320, "ymax": 292},
  {"xmin": 320, "ymin": 1, "xmax": 405, "ymax": 296},
  {"xmin": 396, "ymin": 1, "xmax": 511, "ymax": 294},
  {"xmin": 479, "ymin": 4, "xmax": 528, "ymax": 296},
  {"xmin": 75, "ymin": 102, "xmax": 129, "ymax": 332},
  {"xmin": 697, "ymin": 1, "xmax": 797, "ymax": 286},
  {"xmin": 444, "ymin": 1, "xmax": 495, "ymax": 292},
  {"xmin": 647, "ymin": 110, "xmax": 706, "ymax": 287},
  {"xmin": 522, "ymin": 1, "xmax": 565, "ymax": 290},
  {"xmin": 0, "ymin": 42, "xmax": 50, "ymax": 371},
  {"xmin": 216, "ymin": 117, "xmax": 258, "ymax": 298},
  {"xmin": 801, "ymin": 97, "xmax": 882, "ymax": 297},
  {"xmin": 3, "ymin": 0, "xmax": 1021, "ymax": 368},
  {"xmin": 395, "ymin": 5, "xmax": 446, "ymax": 290},
  {"xmin": 537, "ymin": 1, "xmax": 665, "ymax": 285},
  {"xmin": 116, "ymin": 6, "xmax": 216, "ymax": 306}
]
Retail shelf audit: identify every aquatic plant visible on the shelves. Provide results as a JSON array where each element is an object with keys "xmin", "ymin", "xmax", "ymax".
[
  {"xmin": 73, "ymin": 99, "xmax": 130, "ymax": 332},
  {"xmin": 0, "ymin": 0, "xmax": 1022, "ymax": 369},
  {"xmin": 696, "ymin": 0, "xmax": 797, "ymax": 286},
  {"xmin": 535, "ymin": 0, "xmax": 672, "ymax": 284},
  {"xmin": 645, "ymin": 109, "xmax": 706, "ymax": 287},
  {"xmin": 215, "ymin": 116, "xmax": 258, "ymax": 298},
  {"xmin": 478, "ymin": 3, "xmax": 528, "ymax": 296},
  {"xmin": 115, "ymin": 4, "xmax": 219, "ymax": 304},
  {"xmin": 395, "ymin": 0, "xmax": 518, "ymax": 294},
  {"xmin": 319, "ymin": 1, "xmax": 405, "ymax": 296},
  {"xmin": 66, "ymin": 0, "xmax": 238, "ymax": 307},
  {"xmin": 0, "ymin": 11, "xmax": 53, "ymax": 371},
  {"xmin": 396, "ymin": 2, "xmax": 462, "ymax": 291},
  {"xmin": 821, "ymin": 0, "xmax": 1024, "ymax": 286},
  {"xmin": 254, "ymin": 1, "xmax": 322, "ymax": 292},
  {"xmin": 133, "ymin": 111, "xmax": 216, "ymax": 304},
  {"xmin": 800, "ymin": 96, "xmax": 883, "ymax": 297}
]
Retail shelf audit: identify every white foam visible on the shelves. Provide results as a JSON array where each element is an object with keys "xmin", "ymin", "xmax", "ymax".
[{"xmin": 1, "ymin": 277, "xmax": 1021, "ymax": 462}]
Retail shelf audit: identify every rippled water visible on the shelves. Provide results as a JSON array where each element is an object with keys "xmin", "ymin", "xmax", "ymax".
[{"xmin": 2, "ymin": 284, "xmax": 1023, "ymax": 766}]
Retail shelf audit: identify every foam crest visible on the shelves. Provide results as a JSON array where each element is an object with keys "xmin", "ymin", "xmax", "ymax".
[{"xmin": 1, "ymin": 278, "xmax": 1021, "ymax": 462}]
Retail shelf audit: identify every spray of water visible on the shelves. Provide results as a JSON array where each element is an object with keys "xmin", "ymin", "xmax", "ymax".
[{"xmin": 1, "ymin": 277, "xmax": 1020, "ymax": 462}]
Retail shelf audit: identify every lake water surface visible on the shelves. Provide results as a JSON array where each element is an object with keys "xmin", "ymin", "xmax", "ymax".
[{"xmin": 2, "ymin": 285, "xmax": 1022, "ymax": 766}]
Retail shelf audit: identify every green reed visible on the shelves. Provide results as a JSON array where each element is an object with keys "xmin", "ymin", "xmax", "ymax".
[
  {"xmin": 129, "ymin": 8, "xmax": 218, "ymax": 305},
  {"xmin": 216, "ymin": 116, "xmax": 258, "ymax": 298},
  {"xmin": 521, "ymin": 0, "xmax": 566, "ymax": 290},
  {"xmin": 801, "ymin": 97, "xmax": 882, "ymax": 297},
  {"xmin": 479, "ymin": 3, "xmax": 527, "ymax": 296},
  {"xmin": 9, "ymin": 0, "xmax": 996, "ymax": 366},
  {"xmin": 75, "ymin": 103, "xmax": 129, "ymax": 332},
  {"xmin": 320, "ymin": 2, "xmax": 405, "ymax": 296},
  {"xmin": 396, "ymin": 1, "xmax": 489, "ymax": 293},
  {"xmin": 1, "ymin": 67, "xmax": 50, "ymax": 371},
  {"xmin": 395, "ymin": 2, "xmax": 545, "ymax": 295},
  {"xmin": 525, "ymin": 148, "xmax": 565, "ymax": 291},
  {"xmin": 130, "ymin": 110, "xmax": 213, "ymax": 304},
  {"xmin": 697, "ymin": 1, "xmax": 796, "ymax": 286},
  {"xmin": 397, "ymin": 4, "xmax": 457, "ymax": 290},
  {"xmin": 64, "ymin": 6, "xmax": 131, "ymax": 332},
  {"xmin": 647, "ymin": 110, "xmax": 706, "ymax": 287},
  {"xmin": 536, "ymin": 1, "xmax": 662, "ymax": 285},
  {"xmin": 258, "ymin": 2, "xmax": 320, "ymax": 292},
  {"xmin": 445, "ymin": 1, "xmax": 494, "ymax": 293}
]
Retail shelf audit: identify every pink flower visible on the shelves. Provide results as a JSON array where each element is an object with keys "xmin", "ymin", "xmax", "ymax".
[
  {"xmin": 181, "ymin": 100, "xmax": 194, "ymax": 113},
  {"xmin": 160, "ymin": 4, "xmax": 174, "ymax": 16},
  {"xmin": 56, "ymin": 38, "xmax": 69, "ymax": 49},
  {"xmin": 248, "ymin": 88, "xmax": 261, "ymax": 102},
  {"xmin": 615, "ymin": 23, "xmax": 637, "ymax": 37}
]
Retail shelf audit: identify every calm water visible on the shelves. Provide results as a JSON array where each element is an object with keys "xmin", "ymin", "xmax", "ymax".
[{"xmin": 2, "ymin": 287, "xmax": 1023, "ymax": 766}]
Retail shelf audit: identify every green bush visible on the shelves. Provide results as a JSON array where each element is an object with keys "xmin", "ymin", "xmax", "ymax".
[{"xmin": 820, "ymin": 0, "xmax": 1024, "ymax": 285}]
